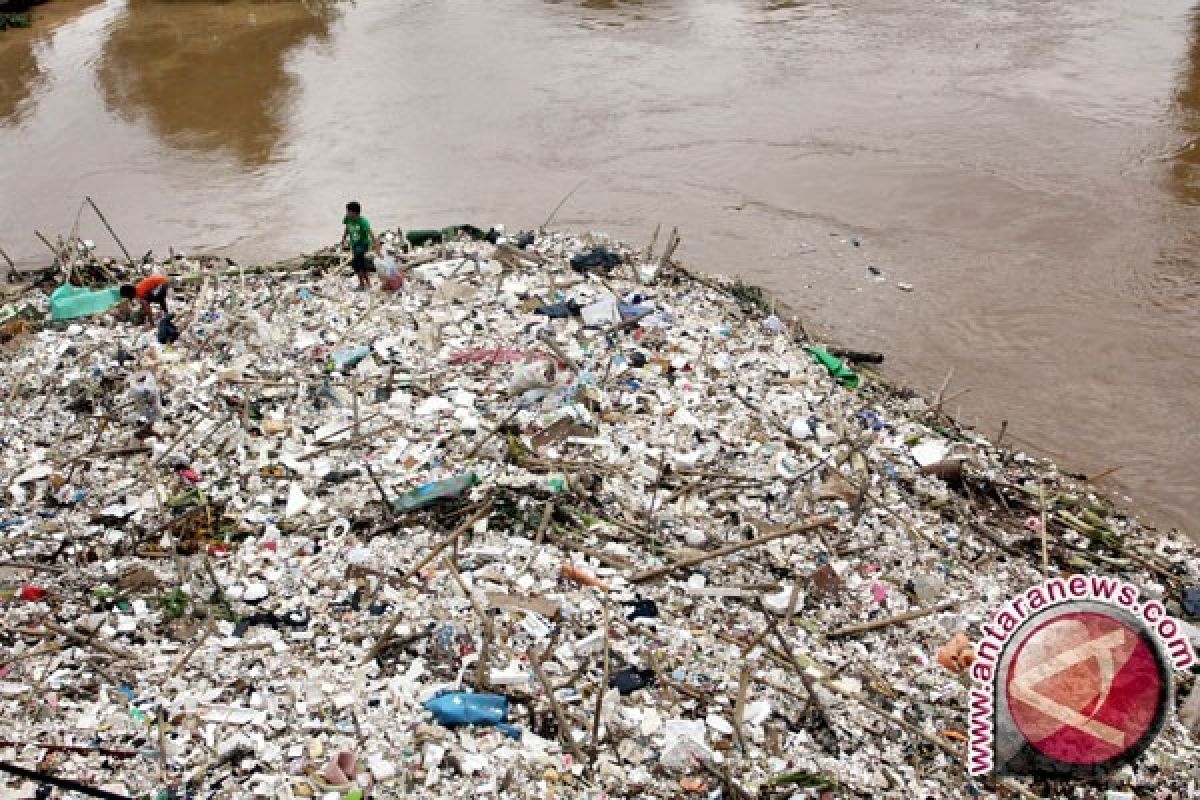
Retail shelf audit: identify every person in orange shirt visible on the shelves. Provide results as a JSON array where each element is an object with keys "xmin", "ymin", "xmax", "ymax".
[{"xmin": 119, "ymin": 275, "xmax": 170, "ymax": 323}]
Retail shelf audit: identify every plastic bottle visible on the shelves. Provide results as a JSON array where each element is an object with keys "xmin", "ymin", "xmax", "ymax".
[
  {"xmin": 391, "ymin": 472, "xmax": 479, "ymax": 511},
  {"xmin": 805, "ymin": 346, "xmax": 860, "ymax": 388},
  {"xmin": 424, "ymin": 692, "xmax": 519, "ymax": 738}
]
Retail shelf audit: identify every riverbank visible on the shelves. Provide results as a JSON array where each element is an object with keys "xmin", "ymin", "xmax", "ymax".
[{"xmin": 0, "ymin": 229, "xmax": 1197, "ymax": 798}]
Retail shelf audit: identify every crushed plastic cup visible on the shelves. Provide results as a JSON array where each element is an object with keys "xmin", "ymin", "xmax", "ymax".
[{"xmin": 323, "ymin": 750, "xmax": 358, "ymax": 787}]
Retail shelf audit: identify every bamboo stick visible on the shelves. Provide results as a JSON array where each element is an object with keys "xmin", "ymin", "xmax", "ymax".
[
  {"xmin": 34, "ymin": 230, "xmax": 60, "ymax": 265},
  {"xmin": 826, "ymin": 600, "xmax": 960, "ymax": 639},
  {"xmin": 589, "ymin": 600, "xmax": 611, "ymax": 760},
  {"xmin": 440, "ymin": 557, "xmax": 491, "ymax": 688},
  {"xmin": 632, "ymin": 515, "xmax": 837, "ymax": 583},
  {"xmin": 732, "ymin": 664, "xmax": 750, "ymax": 754},
  {"xmin": 530, "ymin": 648, "xmax": 589, "ymax": 764},
  {"xmin": 86, "ymin": 196, "xmax": 135, "ymax": 268}
]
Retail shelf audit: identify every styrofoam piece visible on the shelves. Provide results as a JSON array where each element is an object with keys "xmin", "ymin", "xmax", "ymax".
[
  {"xmin": 285, "ymin": 485, "xmax": 308, "ymax": 517},
  {"xmin": 910, "ymin": 439, "xmax": 951, "ymax": 466}
]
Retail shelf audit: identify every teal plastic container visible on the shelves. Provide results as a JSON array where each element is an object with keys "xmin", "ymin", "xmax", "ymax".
[{"xmin": 49, "ymin": 285, "xmax": 121, "ymax": 321}]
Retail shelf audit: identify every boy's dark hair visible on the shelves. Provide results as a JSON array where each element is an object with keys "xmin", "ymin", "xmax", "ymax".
[
  {"xmin": 119, "ymin": 285, "xmax": 136, "ymax": 299},
  {"xmin": 346, "ymin": 201, "xmax": 361, "ymax": 214}
]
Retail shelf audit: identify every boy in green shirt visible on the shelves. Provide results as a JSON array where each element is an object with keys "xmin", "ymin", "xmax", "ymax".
[{"xmin": 341, "ymin": 201, "xmax": 380, "ymax": 290}]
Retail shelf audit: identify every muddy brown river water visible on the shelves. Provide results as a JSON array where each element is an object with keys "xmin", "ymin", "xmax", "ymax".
[{"xmin": 1, "ymin": 0, "xmax": 1197, "ymax": 534}]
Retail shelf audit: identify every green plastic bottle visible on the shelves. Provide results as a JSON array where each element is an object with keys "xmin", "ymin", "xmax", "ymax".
[
  {"xmin": 392, "ymin": 472, "xmax": 480, "ymax": 511},
  {"xmin": 805, "ymin": 346, "xmax": 860, "ymax": 389}
]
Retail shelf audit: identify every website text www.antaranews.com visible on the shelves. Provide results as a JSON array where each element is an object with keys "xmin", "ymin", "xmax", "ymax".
[{"xmin": 967, "ymin": 574, "xmax": 1196, "ymax": 776}]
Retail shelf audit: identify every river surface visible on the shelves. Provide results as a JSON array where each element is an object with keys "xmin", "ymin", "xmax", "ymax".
[{"xmin": 1, "ymin": 0, "xmax": 1198, "ymax": 534}]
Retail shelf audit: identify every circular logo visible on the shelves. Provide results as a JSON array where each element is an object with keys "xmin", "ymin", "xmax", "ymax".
[{"xmin": 993, "ymin": 602, "xmax": 1171, "ymax": 777}]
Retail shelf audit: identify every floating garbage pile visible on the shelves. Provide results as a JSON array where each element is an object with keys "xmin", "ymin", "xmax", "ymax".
[{"xmin": 1, "ymin": 228, "xmax": 1198, "ymax": 800}]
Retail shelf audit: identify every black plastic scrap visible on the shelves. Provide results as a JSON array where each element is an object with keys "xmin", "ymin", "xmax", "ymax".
[
  {"xmin": 625, "ymin": 597, "xmax": 659, "ymax": 621},
  {"xmin": 609, "ymin": 666, "xmax": 656, "ymax": 696},
  {"xmin": 233, "ymin": 610, "xmax": 310, "ymax": 637},
  {"xmin": 569, "ymin": 247, "xmax": 622, "ymax": 274},
  {"xmin": 534, "ymin": 300, "xmax": 581, "ymax": 319},
  {"xmin": 156, "ymin": 313, "xmax": 179, "ymax": 345}
]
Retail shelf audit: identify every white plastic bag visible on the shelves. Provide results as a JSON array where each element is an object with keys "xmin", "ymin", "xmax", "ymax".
[
  {"xmin": 581, "ymin": 295, "xmax": 621, "ymax": 327},
  {"xmin": 508, "ymin": 361, "xmax": 557, "ymax": 394}
]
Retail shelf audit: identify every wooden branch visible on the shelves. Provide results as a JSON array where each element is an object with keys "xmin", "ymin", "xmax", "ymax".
[
  {"xmin": 441, "ymin": 557, "xmax": 491, "ymax": 689},
  {"xmin": 33, "ymin": 230, "xmax": 60, "ymax": 266},
  {"xmin": 364, "ymin": 463, "xmax": 395, "ymax": 519},
  {"xmin": 152, "ymin": 416, "xmax": 203, "ymax": 466},
  {"xmin": 43, "ymin": 622, "xmax": 138, "ymax": 663},
  {"xmin": 544, "ymin": 527, "xmax": 635, "ymax": 570},
  {"xmin": 657, "ymin": 227, "xmax": 679, "ymax": 271},
  {"xmin": 589, "ymin": 600, "xmax": 611, "ymax": 762},
  {"xmin": 298, "ymin": 421, "xmax": 403, "ymax": 460},
  {"xmin": 463, "ymin": 406, "xmax": 521, "ymax": 461},
  {"xmin": 530, "ymin": 648, "xmax": 589, "ymax": 764},
  {"xmin": 827, "ymin": 347, "xmax": 884, "ymax": 364},
  {"xmin": 826, "ymin": 600, "xmax": 959, "ymax": 639},
  {"xmin": 0, "ymin": 560, "xmax": 67, "ymax": 574},
  {"xmin": 536, "ymin": 330, "xmax": 581, "ymax": 374},
  {"xmin": 86, "ymin": 196, "xmax": 135, "ymax": 268},
  {"xmin": 732, "ymin": 664, "xmax": 750, "ymax": 754},
  {"xmin": 632, "ymin": 515, "xmax": 837, "ymax": 583},
  {"xmin": 171, "ymin": 624, "xmax": 213, "ymax": 677}
]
